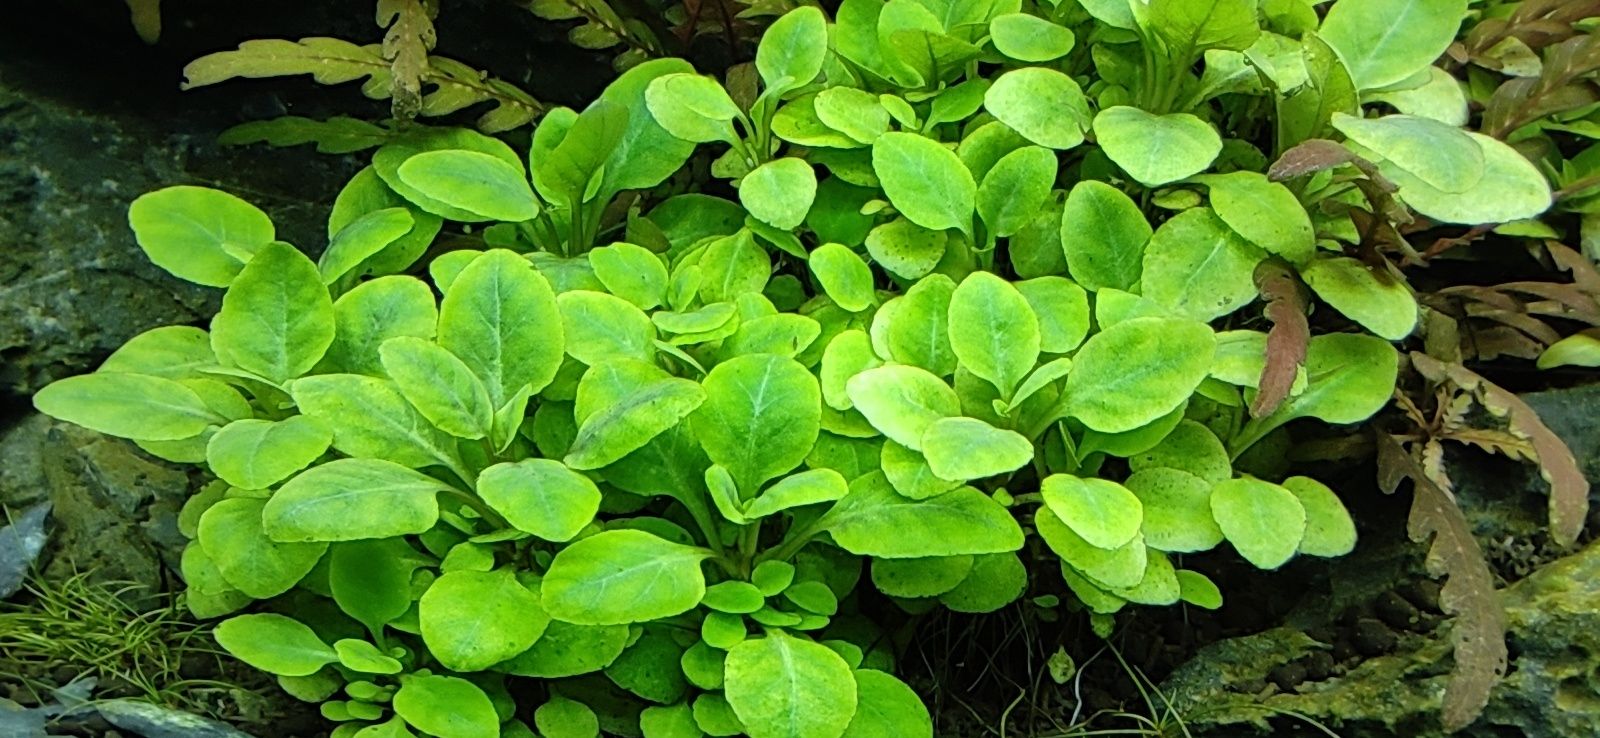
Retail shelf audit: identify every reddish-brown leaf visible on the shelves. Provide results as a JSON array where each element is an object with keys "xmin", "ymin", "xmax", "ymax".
[
  {"xmin": 1267, "ymin": 139, "xmax": 1356, "ymax": 181},
  {"xmin": 1251, "ymin": 260, "xmax": 1309, "ymax": 418},
  {"xmin": 1375, "ymin": 431, "xmax": 1507, "ymax": 732},
  {"xmin": 1411, "ymin": 353, "xmax": 1590, "ymax": 546}
]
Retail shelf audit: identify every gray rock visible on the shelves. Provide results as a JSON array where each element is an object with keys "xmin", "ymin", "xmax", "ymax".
[
  {"xmin": 99, "ymin": 700, "xmax": 259, "ymax": 738},
  {"xmin": 0, "ymin": 500, "xmax": 50, "ymax": 598}
]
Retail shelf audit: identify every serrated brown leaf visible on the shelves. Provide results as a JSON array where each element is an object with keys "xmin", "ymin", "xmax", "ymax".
[
  {"xmin": 379, "ymin": 0, "xmax": 437, "ymax": 121},
  {"xmin": 1374, "ymin": 431, "xmax": 1507, "ymax": 732},
  {"xmin": 1251, "ymin": 259, "xmax": 1309, "ymax": 418},
  {"xmin": 1446, "ymin": 427, "xmax": 1538, "ymax": 462},
  {"xmin": 1411, "ymin": 353, "xmax": 1589, "ymax": 546},
  {"xmin": 1546, "ymin": 241, "xmax": 1600, "ymax": 295}
]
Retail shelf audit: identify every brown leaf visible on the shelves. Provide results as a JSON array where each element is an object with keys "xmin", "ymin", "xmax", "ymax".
[
  {"xmin": 379, "ymin": 0, "xmax": 437, "ymax": 122},
  {"xmin": 1267, "ymin": 139, "xmax": 1355, "ymax": 180},
  {"xmin": 1545, "ymin": 241, "xmax": 1600, "ymax": 295},
  {"xmin": 1410, "ymin": 353, "xmax": 1589, "ymax": 546},
  {"xmin": 1374, "ymin": 431, "xmax": 1507, "ymax": 732},
  {"xmin": 1250, "ymin": 259, "xmax": 1309, "ymax": 417}
]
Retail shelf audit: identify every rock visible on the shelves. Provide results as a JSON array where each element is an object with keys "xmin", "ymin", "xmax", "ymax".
[
  {"xmin": 0, "ymin": 415, "xmax": 191, "ymax": 591},
  {"xmin": 0, "ymin": 501, "xmax": 50, "ymax": 598}
]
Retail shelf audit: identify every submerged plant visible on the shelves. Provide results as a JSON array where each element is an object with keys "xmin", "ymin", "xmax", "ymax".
[{"xmin": 32, "ymin": 0, "xmax": 1570, "ymax": 735}]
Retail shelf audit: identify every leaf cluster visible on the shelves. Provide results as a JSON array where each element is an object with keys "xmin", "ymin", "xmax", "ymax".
[{"xmin": 38, "ymin": 0, "xmax": 1591, "ymax": 735}]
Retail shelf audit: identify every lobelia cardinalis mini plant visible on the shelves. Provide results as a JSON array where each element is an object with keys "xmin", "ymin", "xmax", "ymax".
[{"xmin": 32, "ymin": 0, "xmax": 1561, "ymax": 735}]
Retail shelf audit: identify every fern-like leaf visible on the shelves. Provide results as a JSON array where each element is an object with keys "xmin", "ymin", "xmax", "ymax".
[
  {"xmin": 181, "ymin": 38, "xmax": 543, "ymax": 132},
  {"xmin": 217, "ymin": 116, "xmax": 398, "ymax": 154},
  {"xmin": 1376, "ymin": 431, "xmax": 1507, "ymax": 732},
  {"xmin": 1412, "ymin": 353, "xmax": 1589, "ymax": 546},
  {"xmin": 378, "ymin": 0, "xmax": 438, "ymax": 121},
  {"xmin": 1252, "ymin": 259, "xmax": 1309, "ymax": 418}
]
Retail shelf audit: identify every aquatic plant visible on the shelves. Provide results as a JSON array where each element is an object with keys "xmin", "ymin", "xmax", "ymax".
[{"xmin": 32, "ymin": 0, "xmax": 1583, "ymax": 734}]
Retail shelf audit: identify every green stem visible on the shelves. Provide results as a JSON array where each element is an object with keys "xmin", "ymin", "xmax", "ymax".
[{"xmin": 441, "ymin": 487, "xmax": 510, "ymax": 531}]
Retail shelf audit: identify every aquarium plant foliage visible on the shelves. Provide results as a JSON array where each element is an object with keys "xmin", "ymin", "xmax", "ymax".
[{"xmin": 33, "ymin": 0, "xmax": 1557, "ymax": 735}]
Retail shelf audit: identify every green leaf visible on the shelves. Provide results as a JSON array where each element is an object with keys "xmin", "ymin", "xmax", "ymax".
[
  {"xmin": 127, "ymin": 186, "xmax": 274, "ymax": 287},
  {"xmin": 198, "ymin": 497, "xmax": 325, "ymax": 598},
  {"xmin": 846, "ymin": 365, "xmax": 960, "ymax": 450},
  {"xmin": 590, "ymin": 243, "xmax": 668, "ymax": 310},
  {"xmin": 214, "ymin": 613, "xmax": 336, "ymax": 677},
  {"xmin": 948, "ymin": 272, "xmax": 1040, "ymax": 396},
  {"xmin": 703, "ymin": 581, "xmax": 766, "ymax": 613},
  {"xmin": 1266, "ymin": 333, "xmax": 1397, "ymax": 425},
  {"xmin": 883, "ymin": 275, "xmax": 958, "ymax": 376},
  {"xmin": 1210, "ymin": 477, "xmax": 1306, "ymax": 569},
  {"xmin": 376, "ymin": 128, "xmax": 524, "ymax": 219},
  {"xmin": 1125, "ymin": 468, "xmax": 1223, "ymax": 553},
  {"xmin": 321, "ymin": 276, "xmax": 438, "ymax": 376},
  {"xmin": 811, "ymin": 244, "xmax": 876, "ymax": 313},
  {"xmin": 394, "ymin": 674, "xmax": 500, "ymax": 738},
  {"xmin": 595, "ymin": 59, "xmax": 701, "ymax": 197},
  {"xmin": 206, "ymin": 417, "xmax": 330, "ymax": 492},
  {"xmin": 1201, "ymin": 172, "xmax": 1315, "ymax": 264},
  {"xmin": 822, "ymin": 331, "xmax": 879, "ymax": 411},
  {"xmin": 1065, "ymin": 318, "xmax": 1215, "ymax": 433},
  {"xmin": 1015, "ymin": 277, "xmax": 1090, "ymax": 354},
  {"xmin": 1060, "ymin": 181, "xmax": 1151, "ymax": 292},
  {"xmin": 1382, "ymin": 132, "xmax": 1553, "ymax": 225},
  {"xmin": 1038, "ymin": 511, "xmax": 1148, "ymax": 590},
  {"xmin": 262, "ymin": 459, "xmax": 451, "ymax": 542},
  {"xmin": 478, "ymin": 459, "xmax": 601, "ymax": 542},
  {"xmin": 938, "ymin": 552, "xmax": 1028, "ymax": 613},
  {"xmin": 1331, "ymin": 113, "xmax": 1483, "ymax": 193},
  {"xmin": 333, "ymin": 639, "xmax": 402, "ymax": 674},
  {"xmin": 1283, "ymin": 476, "xmax": 1356, "ymax": 557},
  {"xmin": 34, "ymin": 373, "xmax": 220, "ymax": 441},
  {"xmin": 329, "ymin": 166, "xmax": 442, "ymax": 278},
  {"xmin": 725, "ymin": 632, "xmax": 858, "ymax": 738},
  {"xmin": 1276, "ymin": 33, "xmax": 1359, "ymax": 149},
  {"xmin": 645, "ymin": 73, "xmax": 742, "ymax": 144},
  {"xmin": 99, "ymin": 326, "xmax": 216, "ymax": 379},
  {"xmin": 839, "ymin": 670, "xmax": 930, "ymax": 737},
  {"xmin": 694, "ymin": 354, "xmax": 821, "ymax": 493},
  {"xmin": 1301, "ymin": 256, "xmax": 1418, "ymax": 340},
  {"xmin": 871, "ymin": 555, "xmax": 973, "ymax": 597},
  {"xmin": 1318, "ymin": 0, "xmax": 1467, "ymax": 90},
  {"xmin": 700, "ymin": 231, "xmax": 773, "ymax": 304},
  {"xmin": 421, "ymin": 568, "xmax": 548, "ymax": 672},
  {"xmin": 1142, "ymin": 208, "xmax": 1265, "ymax": 321},
  {"xmin": 558, "ymin": 290, "xmax": 657, "ymax": 365},
  {"xmin": 1041, "ymin": 475, "xmax": 1143, "ymax": 550},
  {"xmin": 291, "ymin": 374, "xmax": 456, "ymax": 468},
  {"xmin": 1177, "ymin": 569, "xmax": 1223, "ymax": 609},
  {"xmin": 318, "ymin": 207, "xmax": 414, "ymax": 286},
  {"xmin": 989, "ymin": 14, "xmax": 1074, "ymax": 62},
  {"xmin": 872, "ymin": 132, "xmax": 976, "ymax": 234},
  {"xmin": 919, "ymin": 417, "xmax": 1033, "ymax": 481},
  {"xmin": 381, "ymin": 336, "xmax": 495, "ymax": 439},
  {"xmin": 537, "ymin": 696, "xmax": 600, "ymax": 738},
  {"xmin": 211, "ymin": 242, "xmax": 335, "ymax": 384},
  {"xmin": 567, "ymin": 362, "xmax": 706, "ymax": 470},
  {"xmin": 815, "ymin": 87, "xmax": 891, "ymax": 145},
  {"xmin": 396, "ymin": 149, "xmax": 539, "ymax": 223},
  {"xmin": 499, "ymin": 620, "xmax": 630, "ymax": 677},
  {"xmin": 865, "ymin": 218, "xmax": 947, "ymax": 280},
  {"xmin": 330, "ymin": 538, "xmax": 425, "ymax": 635},
  {"xmin": 823, "ymin": 473, "xmax": 1024, "ymax": 557},
  {"xmin": 742, "ymin": 158, "xmax": 818, "ymax": 231},
  {"xmin": 757, "ymin": 7, "xmax": 828, "ymax": 93},
  {"xmin": 439, "ymin": 250, "xmax": 563, "ymax": 407},
  {"xmin": 746, "ymin": 468, "xmax": 850, "ymax": 518},
  {"xmin": 1148, "ymin": 0, "xmax": 1260, "ymax": 56},
  {"xmin": 1093, "ymin": 107, "xmax": 1221, "ymax": 187},
  {"xmin": 542, "ymin": 529, "xmax": 712, "ymax": 625},
  {"xmin": 641, "ymin": 704, "xmax": 703, "ymax": 738},
  {"xmin": 984, "ymin": 68, "xmax": 1091, "ymax": 150},
  {"xmin": 1111, "ymin": 549, "xmax": 1181, "ymax": 605},
  {"xmin": 976, "ymin": 146, "xmax": 1056, "ymax": 238},
  {"xmin": 880, "ymin": 440, "xmax": 961, "ymax": 500},
  {"xmin": 1130, "ymin": 419, "xmax": 1232, "ymax": 483}
]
